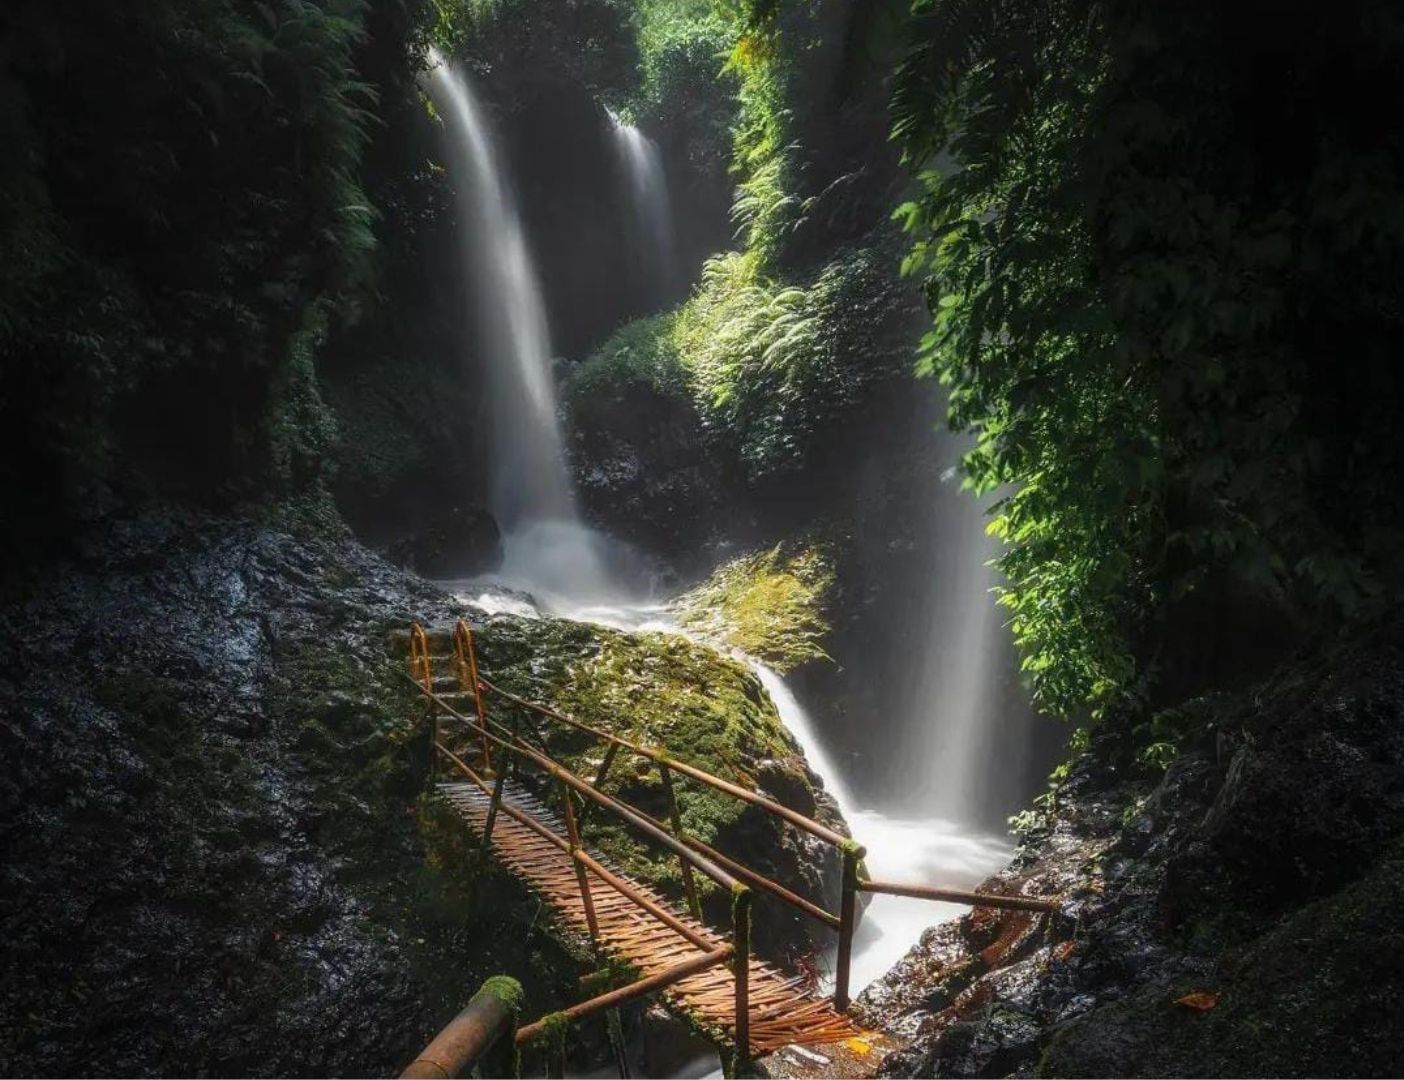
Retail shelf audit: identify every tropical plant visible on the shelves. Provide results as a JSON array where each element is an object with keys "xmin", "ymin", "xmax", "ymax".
[{"xmin": 892, "ymin": 0, "xmax": 1404, "ymax": 717}]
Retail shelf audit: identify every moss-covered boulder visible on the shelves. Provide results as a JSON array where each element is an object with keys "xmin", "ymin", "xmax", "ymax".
[
  {"xmin": 672, "ymin": 541, "xmax": 834, "ymax": 674},
  {"xmin": 442, "ymin": 607, "xmax": 851, "ymax": 967}
]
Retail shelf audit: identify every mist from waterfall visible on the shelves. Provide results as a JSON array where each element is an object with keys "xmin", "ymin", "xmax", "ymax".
[
  {"xmin": 895, "ymin": 455, "xmax": 1035, "ymax": 826},
  {"xmin": 608, "ymin": 112, "xmax": 677, "ymax": 305},
  {"xmin": 425, "ymin": 49, "xmax": 617, "ymax": 603}
]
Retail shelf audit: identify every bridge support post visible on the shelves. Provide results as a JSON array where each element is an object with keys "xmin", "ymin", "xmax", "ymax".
[
  {"xmin": 833, "ymin": 840, "xmax": 864, "ymax": 1012},
  {"xmin": 731, "ymin": 884, "xmax": 752, "ymax": 1074},
  {"xmin": 560, "ymin": 780, "xmax": 601, "ymax": 942},
  {"xmin": 481, "ymin": 716, "xmax": 516, "ymax": 855},
  {"xmin": 659, "ymin": 763, "xmax": 702, "ymax": 920},
  {"xmin": 578, "ymin": 743, "xmax": 620, "ymax": 827}
]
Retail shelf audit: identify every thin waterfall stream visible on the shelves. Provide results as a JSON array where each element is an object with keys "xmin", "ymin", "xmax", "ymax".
[
  {"xmin": 608, "ymin": 111, "xmax": 678, "ymax": 304},
  {"xmin": 424, "ymin": 50, "xmax": 623, "ymax": 605}
]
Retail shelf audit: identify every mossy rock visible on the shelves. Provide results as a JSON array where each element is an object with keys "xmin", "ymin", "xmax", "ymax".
[
  {"xmin": 673, "ymin": 541, "xmax": 834, "ymax": 673},
  {"xmin": 447, "ymin": 608, "xmax": 850, "ymax": 964}
]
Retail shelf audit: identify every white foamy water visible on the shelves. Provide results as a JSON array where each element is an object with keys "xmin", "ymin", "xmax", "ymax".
[{"xmin": 753, "ymin": 665, "xmax": 1009, "ymax": 994}]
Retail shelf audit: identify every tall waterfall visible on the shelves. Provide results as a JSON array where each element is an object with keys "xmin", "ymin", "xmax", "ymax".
[
  {"xmin": 425, "ymin": 50, "xmax": 620, "ymax": 604},
  {"xmin": 608, "ymin": 113, "xmax": 677, "ymax": 305},
  {"xmin": 895, "ymin": 457, "xmax": 1033, "ymax": 825},
  {"xmin": 424, "ymin": 50, "xmax": 570, "ymax": 528}
]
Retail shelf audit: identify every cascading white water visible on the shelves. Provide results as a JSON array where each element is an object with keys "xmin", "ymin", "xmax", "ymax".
[
  {"xmin": 424, "ymin": 49, "xmax": 615, "ymax": 603},
  {"xmin": 608, "ymin": 112, "xmax": 677, "ymax": 304},
  {"xmin": 753, "ymin": 665, "xmax": 1009, "ymax": 995},
  {"xmin": 424, "ymin": 50, "xmax": 570, "ymax": 527},
  {"xmin": 429, "ymin": 51, "xmax": 1018, "ymax": 1010}
]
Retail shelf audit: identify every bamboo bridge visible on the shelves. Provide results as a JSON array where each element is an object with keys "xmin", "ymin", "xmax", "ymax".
[{"xmin": 396, "ymin": 620, "xmax": 1058, "ymax": 1078}]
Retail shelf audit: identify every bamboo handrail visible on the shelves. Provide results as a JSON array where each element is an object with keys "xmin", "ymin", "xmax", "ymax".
[
  {"xmin": 401, "ymin": 975, "xmax": 521, "ymax": 1079},
  {"xmin": 452, "ymin": 620, "xmax": 492, "ymax": 770},
  {"xmin": 406, "ymin": 617, "xmax": 1063, "ymax": 1053},
  {"xmin": 575, "ymin": 775, "xmax": 842, "ymax": 929},
  {"xmin": 515, "ymin": 946, "xmax": 733, "ymax": 1045},
  {"xmin": 859, "ymin": 879, "xmax": 1059, "ymax": 913},
  {"xmin": 475, "ymin": 670, "xmax": 852, "ymax": 849},
  {"xmin": 405, "ymin": 673, "xmax": 744, "ymax": 893},
  {"xmin": 436, "ymin": 742, "xmax": 716, "ymax": 950},
  {"xmin": 446, "ymin": 668, "xmax": 844, "ymax": 927}
]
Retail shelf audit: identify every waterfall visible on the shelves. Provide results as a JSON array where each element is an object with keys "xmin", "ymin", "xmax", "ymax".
[
  {"xmin": 423, "ymin": 50, "xmax": 570, "ymax": 528},
  {"xmin": 425, "ymin": 49, "xmax": 621, "ymax": 604},
  {"xmin": 427, "ymin": 50, "xmax": 1021, "ymax": 1004},
  {"xmin": 752, "ymin": 663, "xmax": 1009, "ymax": 996},
  {"xmin": 894, "ymin": 457, "xmax": 1035, "ymax": 826},
  {"xmin": 608, "ymin": 112, "xmax": 677, "ymax": 305}
]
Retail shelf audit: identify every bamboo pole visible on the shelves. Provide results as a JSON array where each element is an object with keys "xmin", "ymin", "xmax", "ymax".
[
  {"xmin": 401, "ymin": 975, "xmax": 522, "ymax": 1079},
  {"xmin": 732, "ymin": 886, "xmax": 752, "ymax": 1069},
  {"xmin": 414, "ymin": 674, "xmax": 841, "ymax": 931},
  {"xmin": 577, "ymin": 742, "xmax": 620, "ymax": 828},
  {"xmin": 515, "ymin": 947, "xmax": 732, "ymax": 1045},
  {"xmin": 476, "ymin": 674, "xmax": 850, "ymax": 848},
  {"xmin": 410, "ymin": 623, "xmax": 438, "ymax": 785},
  {"xmin": 659, "ymin": 763, "xmax": 702, "ymax": 920},
  {"xmin": 560, "ymin": 779, "xmax": 601, "ymax": 942},
  {"xmin": 600, "ymin": 779, "xmax": 839, "ymax": 928},
  {"xmin": 481, "ymin": 761, "xmax": 509, "ymax": 856},
  {"xmin": 481, "ymin": 713, "xmax": 518, "ymax": 854},
  {"xmin": 833, "ymin": 843, "xmax": 862, "ymax": 1012},
  {"xmin": 859, "ymin": 879, "xmax": 1059, "ymax": 913},
  {"xmin": 436, "ymin": 743, "xmax": 716, "ymax": 950},
  {"xmin": 454, "ymin": 620, "xmax": 493, "ymax": 772}
]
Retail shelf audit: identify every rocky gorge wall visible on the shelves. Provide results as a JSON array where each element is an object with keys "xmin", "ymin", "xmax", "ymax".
[
  {"xmin": 857, "ymin": 620, "xmax": 1404, "ymax": 1078},
  {"xmin": 0, "ymin": 508, "xmax": 851, "ymax": 1074}
]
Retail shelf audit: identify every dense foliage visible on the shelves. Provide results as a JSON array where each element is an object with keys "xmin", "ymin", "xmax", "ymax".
[
  {"xmin": 0, "ymin": 0, "xmax": 432, "ymax": 559},
  {"xmin": 571, "ymin": 239, "xmax": 916, "ymax": 485},
  {"xmin": 434, "ymin": 0, "xmax": 636, "ymax": 94},
  {"xmin": 569, "ymin": 0, "xmax": 918, "ymax": 490},
  {"xmin": 892, "ymin": 0, "xmax": 1404, "ymax": 719}
]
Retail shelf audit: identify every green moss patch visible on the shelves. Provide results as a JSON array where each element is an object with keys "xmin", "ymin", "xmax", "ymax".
[
  {"xmin": 466, "ymin": 611, "xmax": 821, "ymax": 906},
  {"xmin": 673, "ymin": 542, "xmax": 834, "ymax": 672}
]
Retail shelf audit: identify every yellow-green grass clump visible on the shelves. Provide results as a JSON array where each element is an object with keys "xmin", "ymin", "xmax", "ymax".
[{"xmin": 673, "ymin": 543, "xmax": 833, "ymax": 673}]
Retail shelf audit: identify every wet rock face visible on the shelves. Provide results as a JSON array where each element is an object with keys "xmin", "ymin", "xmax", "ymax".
[
  {"xmin": 385, "ymin": 504, "xmax": 504, "ymax": 579},
  {"xmin": 0, "ymin": 512, "xmax": 574, "ymax": 1076},
  {"xmin": 570, "ymin": 379, "xmax": 725, "ymax": 561},
  {"xmin": 859, "ymin": 622, "xmax": 1404, "ymax": 1078},
  {"xmin": 0, "ymin": 509, "xmax": 856, "ymax": 1073}
]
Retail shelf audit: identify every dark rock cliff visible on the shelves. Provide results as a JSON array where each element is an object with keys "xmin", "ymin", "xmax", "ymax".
[{"xmin": 0, "ymin": 509, "xmax": 851, "ymax": 1074}]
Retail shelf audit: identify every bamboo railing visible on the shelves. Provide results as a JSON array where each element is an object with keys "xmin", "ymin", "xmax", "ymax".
[{"xmin": 401, "ymin": 619, "xmax": 1061, "ymax": 1074}]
